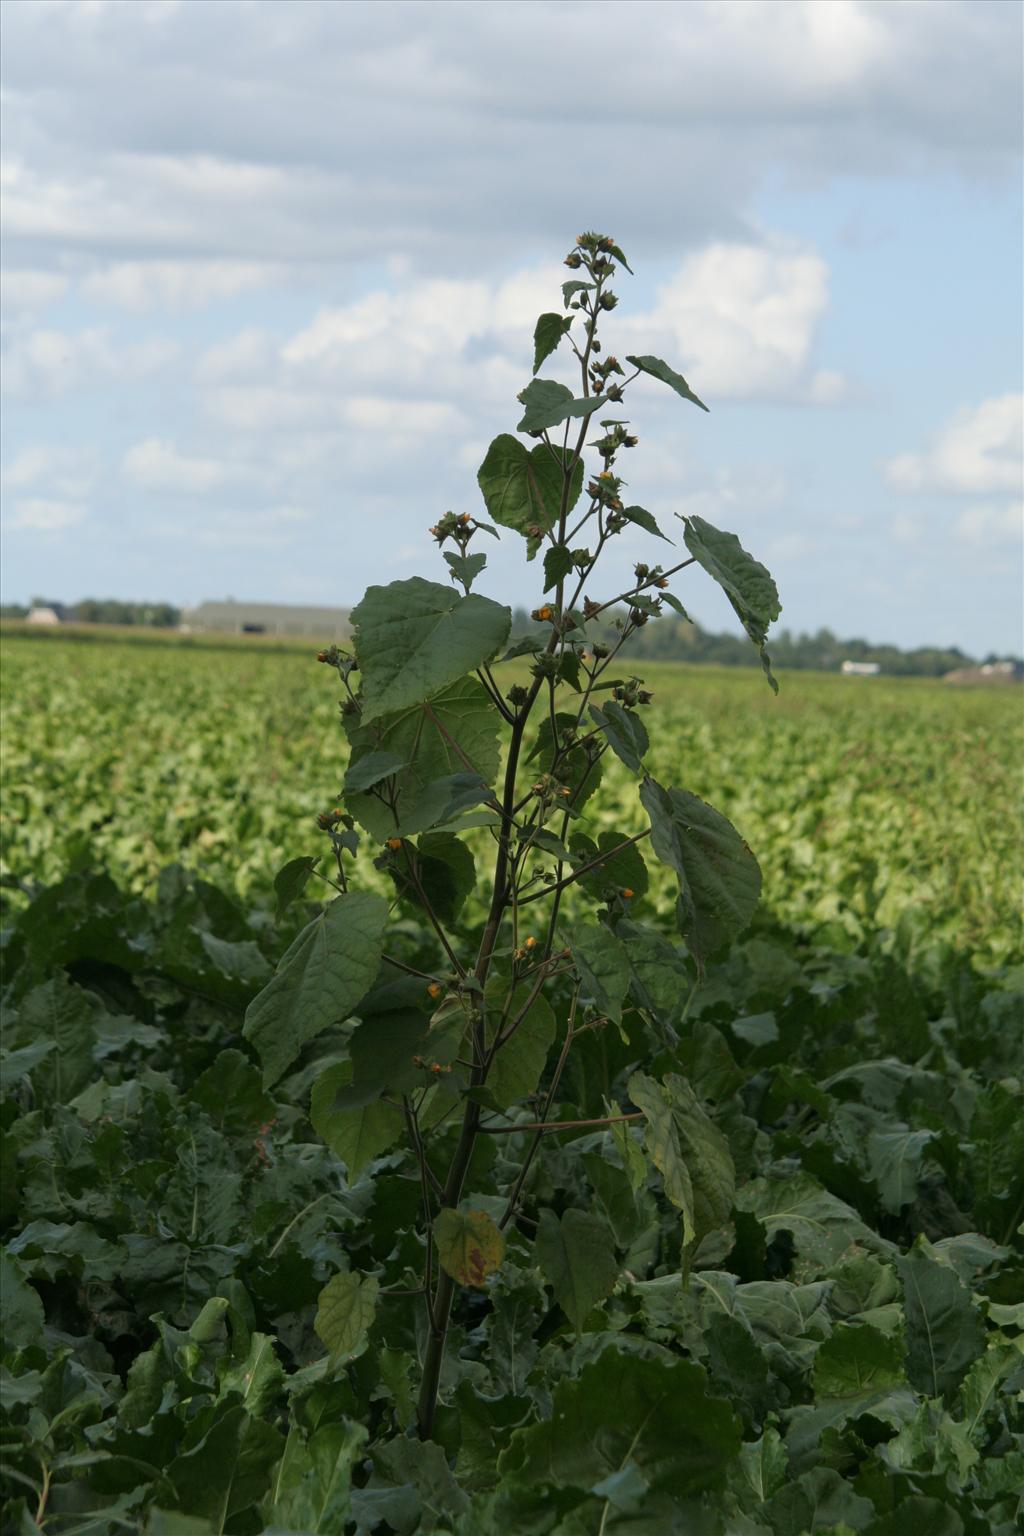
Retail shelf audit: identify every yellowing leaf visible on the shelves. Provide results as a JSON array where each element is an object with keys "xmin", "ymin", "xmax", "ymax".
[
  {"xmin": 314, "ymin": 1270, "xmax": 379, "ymax": 1362},
  {"xmin": 434, "ymin": 1207, "xmax": 505, "ymax": 1288}
]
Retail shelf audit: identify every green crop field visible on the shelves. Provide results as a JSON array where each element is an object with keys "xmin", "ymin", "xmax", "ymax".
[
  {"xmin": 2, "ymin": 629, "xmax": 1023, "ymax": 1533},
  {"xmin": 3, "ymin": 633, "xmax": 1021, "ymax": 964}
]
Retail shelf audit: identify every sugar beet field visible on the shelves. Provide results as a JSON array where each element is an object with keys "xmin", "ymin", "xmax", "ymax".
[{"xmin": 2, "ymin": 629, "xmax": 1022, "ymax": 1533}]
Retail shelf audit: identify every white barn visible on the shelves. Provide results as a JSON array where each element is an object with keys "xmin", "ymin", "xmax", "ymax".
[
  {"xmin": 183, "ymin": 600, "xmax": 350, "ymax": 640},
  {"xmin": 841, "ymin": 660, "xmax": 881, "ymax": 676}
]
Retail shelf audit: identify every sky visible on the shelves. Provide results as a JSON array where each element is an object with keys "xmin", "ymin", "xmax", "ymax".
[{"xmin": 1, "ymin": 0, "xmax": 1022, "ymax": 656}]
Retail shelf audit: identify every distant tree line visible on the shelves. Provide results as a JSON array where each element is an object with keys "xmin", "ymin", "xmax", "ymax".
[
  {"xmin": 1, "ymin": 598, "xmax": 181, "ymax": 627},
  {"xmin": 1, "ymin": 597, "xmax": 1015, "ymax": 677},
  {"xmin": 510, "ymin": 607, "xmax": 1018, "ymax": 678}
]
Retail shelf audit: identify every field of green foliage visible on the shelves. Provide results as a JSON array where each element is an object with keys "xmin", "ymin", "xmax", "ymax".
[
  {"xmin": 3, "ymin": 634, "xmax": 1020, "ymax": 965},
  {"xmin": 2, "ymin": 631, "xmax": 1022, "ymax": 1534}
]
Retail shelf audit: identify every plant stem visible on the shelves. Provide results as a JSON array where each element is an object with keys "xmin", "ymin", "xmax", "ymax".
[
  {"xmin": 516, "ymin": 828, "xmax": 652, "ymax": 906},
  {"xmin": 418, "ymin": 705, "xmax": 534, "ymax": 1439},
  {"xmin": 478, "ymin": 1112, "xmax": 643, "ymax": 1135}
]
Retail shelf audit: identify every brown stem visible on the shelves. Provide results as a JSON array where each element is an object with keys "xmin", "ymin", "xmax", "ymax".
[
  {"xmin": 479, "ymin": 1112, "xmax": 643, "ymax": 1135},
  {"xmin": 419, "ymin": 257, "xmax": 609, "ymax": 1439}
]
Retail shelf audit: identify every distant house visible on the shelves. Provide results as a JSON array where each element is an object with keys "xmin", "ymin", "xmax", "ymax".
[
  {"xmin": 183, "ymin": 600, "xmax": 350, "ymax": 640},
  {"xmin": 26, "ymin": 603, "xmax": 74, "ymax": 626},
  {"xmin": 841, "ymin": 660, "xmax": 881, "ymax": 676}
]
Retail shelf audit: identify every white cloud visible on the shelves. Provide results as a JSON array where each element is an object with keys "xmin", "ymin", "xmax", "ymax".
[
  {"xmin": 1, "ymin": 444, "xmax": 97, "ymax": 500},
  {"xmin": 1, "ymin": 326, "xmax": 178, "ymax": 397},
  {"xmin": 122, "ymin": 438, "xmax": 236, "ymax": 493},
  {"xmin": 1, "ymin": 1, "xmax": 1018, "ymax": 282},
  {"xmin": 82, "ymin": 259, "xmax": 281, "ymax": 311},
  {"xmin": 198, "ymin": 240, "xmax": 841, "ymax": 457},
  {"xmin": 620, "ymin": 241, "xmax": 844, "ymax": 403},
  {"xmin": 196, "ymin": 327, "xmax": 273, "ymax": 381},
  {"xmin": 953, "ymin": 500, "xmax": 1023, "ymax": 546},
  {"xmin": 0, "ymin": 268, "xmax": 69, "ymax": 315},
  {"xmin": 5, "ymin": 497, "xmax": 87, "ymax": 531},
  {"xmin": 886, "ymin": 395, "xmax": 1023, "ymax": 495}
]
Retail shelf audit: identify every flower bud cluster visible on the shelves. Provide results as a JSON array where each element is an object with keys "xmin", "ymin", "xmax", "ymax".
[
  {"xmin": 634, "ymin": 562, "xmax": 669, "ymax": 591},
  {"xmin": 429, "ymin": 510, "xmax": 476, "ymax": 547},
  {"xmin": 613, "ymin": 678, "xmax": 654, "ymax": 708},
  {"xmin": 593, "ymin": 422, "xmax": 637, "ymax": 464},
  {"xmin": 565, "ymin": 232, "xmax": 619, "ymax": 264},
  {"xmin": 530, "ymin": 651, "xmax": 560, "ymax": 681},
  {"xmin": 531, "ymin": 773, "xmax": 573, "ymax": 803},
  {"xmin": 412, "ymin": 1053, "xmax": 453, "ymax": 1076},
  {"xmin": 586, "ymin": 471, "xmax": 625, "ymax": 513}
]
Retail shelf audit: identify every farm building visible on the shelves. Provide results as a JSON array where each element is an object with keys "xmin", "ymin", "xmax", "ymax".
[
  {"xmin": 841, "ymin": 659, "xmax": 881, "ymax": 676},
  {"xmin": 182, "ymin": 600, "xmax": 350, "ymax": 639},
  {"xmin": 26, "ymin": 603, "xmax": 75, "ymax": 625}
]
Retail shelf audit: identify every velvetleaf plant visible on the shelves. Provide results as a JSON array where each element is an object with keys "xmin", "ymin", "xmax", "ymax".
[{"xmin": 242, "ymin": 231, "xmax": 782, "ymax": 1441}]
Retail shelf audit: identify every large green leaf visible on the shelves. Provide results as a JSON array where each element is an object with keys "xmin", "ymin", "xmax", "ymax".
[
  {"xmin": 533, "ymin": 313, "xmax": 572, "ymax": 375},
  {"xmin": 568, "ymin": 920, "xmax": 630, "ymax": 1024},
  {"xmin": 588, "ymin": 700, "xmax": 649, "ymax": 774},
  {"xmin": 811, "ymin": 1322, "xmax": 905, "ymax": 1400},
  {"xmin": 736, "ymin": 1172, "xmax": 886, "ymax": 1273},
  {"xmin": 264, "ymin": 1421, "xmax": 367, "ymax": 1533},
  {"xmin": 243, "ymin": 891, "xmax": 387, "ymax": 1086},
  {"xmin": 617, "ymin": 920, "xmax": 692, "ymax": 1026},
  {"xmin": 516, "ymin": 379, "xmax": 607, "ymax": 434},
  {"xmin": 569, "ymin": 829, "xmax": 649, "ymax": 902},
  {"xmin": 310, "ymin": 1061, "xmax": 405, "ymax": 1177},
  {"xmin": 409, "ymin": 832, "xmax": 476, "ymax": 926},
  {"xmin": 535, "ymin": 1208, "xmax": 620, "ymax": 1332},
  {"xmin": 621, "ymin": 503, "xmax": 671, "ymax": 542},
  {"xmin": 343, "ymin": 751, "xmax": 408, "ymax": 795},
  {"xmin": 898, "ymin": 1241, "xmax": 987, "ymax": 1401},
  {"xmin": 344, "ymin": 675, "xmax": 501, "ymax": 841},
  {"xmin": 485, "ymin": 979, "xmax": 556, "ymax": 1110},
  {"xmin": 331, "ymin": 1008, "xmax": 433, "ymax": 1112},
  {"xmin": 165, "ymin": 1402, "xmax": 284, "ymax": 1530},
  {"xmin": 542, "ymin": 543, "xmax": 574, "ymax": 594},
  {"xmin": 703, "ymin": 1312, "xmax": 774, "ymax": 1432},
  {"xmin": 499, "ymin": 1347, "xmax": 741, "ymax": 1497},
  {"xmin": 764, "ymin": 1467, "xmax": 875, "ymax": 1535},
  {"xmin": 627, "ymin": 1071, "xmax": 695, "ymax": 1246},
  {"xmin": 273, "ymin": 855, "xmax": 321, "ymax": 920},
  {"xmin": 626, "ymin": 353, "xmax": 709, "ymax": 412},
  {"xmin": 682, "ymin": 515, "xmax": 781, "ymax": 690},
  {"xmin": 628, "ymin": 1072, "xmax": 734, "ymax": 1250},
  {"xmin": 477, "ymin": 434, "xmax": 584, "ymax": 556},
  {"xmin": 867, "ymin": 1127, "xmax": 937, "ymax": 1214},
  {"xmin": 639, "ymin": 777, "xmax": 762, "ymax": 973},
  {"xmin": 16, "ymin": 976, "xmax": 96, "ymax": 1103},
  {"xmin": 0, "ymin": 1250, "xmax": 45, "ymax": 1349},
  {"xmin": 315, "ymin": 1271, "xmax": 379, "ymax": 1362},
  {"xmin": 966, "ymin": 1081, "xmax": 1024, "ymax": 1238},
  {"xmin": 352, "ymin": 577, "xmax": 510, "ymax": 724},
  {"xmin": 958, "ymin": 1341, "xmax": 1020, "ymax": 1445}
]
